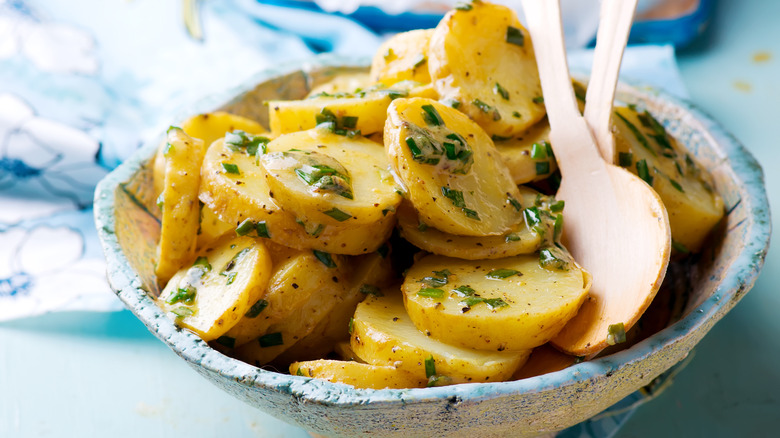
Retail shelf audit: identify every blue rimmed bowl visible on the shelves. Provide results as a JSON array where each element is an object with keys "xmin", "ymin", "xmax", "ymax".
[{"xmin": 94, "ymin": 55, "xmax": 770, "ymax": 437}]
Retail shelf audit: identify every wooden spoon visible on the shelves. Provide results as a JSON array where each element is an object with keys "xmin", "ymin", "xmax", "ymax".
[{"xmin": 519, "ymin": 0, "xmax": 671, "ymax": 356}]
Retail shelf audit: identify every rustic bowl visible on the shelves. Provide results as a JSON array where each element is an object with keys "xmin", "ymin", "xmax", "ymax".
[{"xmin": 94, "ymin": 56, "xmax": 770, "ymax": 437}]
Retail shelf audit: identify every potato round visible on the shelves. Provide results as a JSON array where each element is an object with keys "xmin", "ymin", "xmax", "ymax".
[
  {"xmin": 290, "ymin": 360, "xmax": 426, "ymax": 390},
  {"xmin": 370, "ymin": 29, "xmax": 434, "ymax": 85},
  {"xmin": 402, "ymin": 253, "xmax": 590, "ymax": 352},
  {"xmin": 261, "ymin": 129, "xmax": 402, "ymax": 226},
  {"xmin": 385, "ymin": 97, "xmax": 522, "ymax": 236},
  {"xmin": 199, "ymin": 137, "xmax": 394, "ymax": 254},
  {"xmin": 155, "ymin": 127, "xmax": 206, "ymax": 284},
  {"xmin": 428, "ymin": 2, "xmax": 545, "ymax": 136},
  {"xmin": 157, "ymin": 236, "xmax": 273, "ymax": 341},
  {"xmin": 351, "ymin": 292, "xmax": 528, "ymax": 384}
]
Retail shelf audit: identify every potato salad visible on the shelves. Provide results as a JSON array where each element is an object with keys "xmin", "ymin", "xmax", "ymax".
[{"xmin": 152, "ymin": 1, "xmax": 723, "ymax": 389}]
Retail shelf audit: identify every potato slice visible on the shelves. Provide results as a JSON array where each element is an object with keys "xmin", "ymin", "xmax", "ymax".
[
  {"xmin": 306, "ymin": 72, "xmax": 372, "ymax": 98},
  {"xmin": 199, "ymin": 137, "xmax": 394, "ymax": 254},
  {"xmin": 494, "ymin": 118, "xmax": 557, "ymax": 184},
  {"xmin": 155, "ymin": 127, "xmax": 206, "ymax": 284},
  {"xmin": 223, "ymin": 248, "xmax": 346, "ymax": 348},
  {"xmin": 370, "ymin": 29, "xmax": 434, "ymax": 85},
  {"xmin": 385, "ymin": 97, "xmax": 522, "ymax": 236},
  {"xmin": 396, "ymin": 186, "xmax": 560, "ymax": 259},
  {"xmin": 613, "ymin": 105, "xmax": 724, "ymax": 253},
  {"xmin": 428, "ymin": 2, "xmax": 545, "ymax": 137},
  {"xmin": 290, "ymin": 360, "xmax": 426, "ymax": 390},
  {"xmin": 351, "ymin": 292, "xmax": 528, "ymax": 384},
  {"xmin": 402, "ymin": 252, "xmax": 590, "ymax": 352},
  {"xmin": 157, "ymin": 236, "xmax": 273, "ymax": 341},
  {"xmin": 261, "ymin": 128, "xmax": 402, "ymax": 226}
]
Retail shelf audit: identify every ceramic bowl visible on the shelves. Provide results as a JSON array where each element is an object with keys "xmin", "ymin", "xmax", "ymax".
[{"xmin": 94, "ymin": 56, "xmax": 770, "ymax": 437}]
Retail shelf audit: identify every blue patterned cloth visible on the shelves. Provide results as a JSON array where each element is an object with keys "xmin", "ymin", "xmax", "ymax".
[{"xmin": 0, "ymin": 1, "xmax": 687, "ymax": 435}]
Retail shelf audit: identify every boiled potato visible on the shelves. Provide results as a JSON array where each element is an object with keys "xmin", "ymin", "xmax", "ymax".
[
  {"xmin": 370, "ymin": 29, "xmax": 434, "ymax": 85},
  {"xmin": 494, "ymin": 118, "xmax": 557, "ymax": 184},
  {"xmin": 223, "ymin": 248, "xmax": 346, "ymax": 348},
  {"xmin": 261, "ymin": 129, "xmax": 402, "ymax": 226},
  {"xmin": 351, "ymin": 292, "xmax": 529, "ymax": 384},
  {"xmin": 272, "ymin": 252, "xmax": 395, "ymax": 364},
  {"xmin": 290, "ymin": 360, "xmax": 426, "ymax": 390},
  {"xmin": 402, "ymin": 252, "xmax": 590, "ymax": 352},
  {"xmin": 385, "ymin": 97, "xmax": 522, "ymax": 236},
  {"xmin": 428, "ymin": 2, "xmax": 545, "ymax": 136},
  {"xmin": 613, "ymin": 105, "xmax": 724, "ymax": 253},
  {"xmin": 157, "ymin": 236, "xmax": 273, "ymax": 341},
  {"xmin": 307, "ymin": 72, "xmax": 372, "ymax": 98},
  {"xmin": 155, "ymin": 127, "xmax": 206, "ymax": 284},
  {"xmin": 199, "ymin": 137, "xmax": 394, "ymax": 254},
  {"xmin": 396, "ymin": 186, "xmax": 560, "ymax": 259}
]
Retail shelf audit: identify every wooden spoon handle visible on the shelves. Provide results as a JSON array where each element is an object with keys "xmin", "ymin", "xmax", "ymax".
[{"xmin": 583, "ymin": 0, "xmax": 638, "ymax": 163}]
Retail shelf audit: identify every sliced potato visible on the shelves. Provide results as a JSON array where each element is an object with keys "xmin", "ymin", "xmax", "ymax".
[
  {"xmin": 396, "ymin": 186, "xmax": 559, "ymax": 259},
  {"xmin": 351, "ymin": 292, "xmax": 528, "ymax": 384},
  {"xmin": 290, "ymin": 360, "xmax": 426, "ymax": 390},
  {"xmin": 333, "ymin": 341, "xmax": 363, "ymax": 362},
  {"xmin": 199, "ymin": 137, "xmax": 394, "ymax": 254},
  {"xmin": 272, "ymin": 252, "xmax": 395, "ymax": 365},
  {"xmin": 402, "ymin": 252, "xmax": 590, "ymax": 352},
  {"xmin": 385, "ymin": 97, "xmax": 522, "ymax": 236},
  {"xmin": 261, "ymin": 129, "xmax": 402, "ymax": 226},
  {"xmin": 613, "ymin": 105, "xmax": 724, "ymax": 253},
  {"xmin": 224, "ymin": 248, "xmax": 346, "ymax": 348},
  {"xmin": 307, "ymin": 72, "xmax": 371, "ymax": 98},
  {"xmin": 156, "ymin": 127, "xmax": 206, "ymax": 284},
  {"xmin": 494, "ymin": 118, "xmax": 557, "ymax": 184},
  {"xmin": 370, "ymin": 29, "xmax": 434, "ymax": 85},
  {"xmin": 157, "ymin": 236, "xmax": 273, "ymax": 341},
  {"xmin": 428, "ymin": 2, "xmax": 545, "ymax": 136}
]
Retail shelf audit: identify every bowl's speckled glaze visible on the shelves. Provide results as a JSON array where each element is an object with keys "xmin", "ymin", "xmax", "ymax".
[{"xmin": 94, "ymin": 56, "xmax": 770, "ymax": 437}]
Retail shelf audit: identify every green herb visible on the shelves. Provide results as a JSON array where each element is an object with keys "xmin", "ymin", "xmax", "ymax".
[
  {"xmin": 224, "ymin": 271, "xmax": 237, "ymax": 285},
  {"xmin": 296, "ymin": 367, "xmax": 306, "ymax": 376},
  {"xmin": 258, "ymin": 332, "xmax": 284, "ymax": 348},
  {"xmin": 341, "ymin": 116, "xmax": 359, "ymax": 129},
  {"xmin": 348, "ymin": 317, "xmax": 354, "ymax": 334},
  {"xmin": 531, "ymin": 142, "xmax": 548, "ymax": 159},
  {"xmin": 222, "ymin": 248, "xmax": 249, "ymax": 275},
  {"xmin": 424, "ymin": 355, "xmax": 436, "ymax": 379},
  {"xmin": 523, "ymin": 206, "xmax": 541, "ymax": 228},
  {"xmin": 255, "ymin": 221, "xmax": 270, "ymax": 238},
  {"xmin": 532, "ymin": 96, "xmax": 544, "ymax": 104},
  {"xmin": 216, "ymin": 336, "xmax": 235, "ymax": 349},
  {"xmin": 453, "ymin": 285, "xmax": 475, "ymax": 296},
  {"xmin": 421, "ymin": 104, "xmax": 445, "ymax": 127},
  {"xmin": 672, "ymin": 240, "xmax": 690, "ymax": 254},
  {"xmin": 508, "ymin": 196, "xmax": 522, "ymax": 211},
  {"xmin": 313, "ymin": 250, "xmax": 337, "ymax": 268},
  {"xmin": 412, "ymin": 54, "xmax": 427, "ymax": 68},
  {"xmin": 615, "ymin": 112, "xmax": 655, "ymax": 156},
  {"xmin": 376, "ymin": 243, "xmax": 390, "ymax": 258},
  {"xmin": 539, "ymin": 248, "xmax": 568, "ymax": 271},
  {"xmin": 472, "ymin": 99, "xmax": 501, "ymax": 121},
  {"xmin": 549, "ymin": 200, "xmax": 565, "ymax": 213},
  {"xmin": 221, "ymin": 162, "xmax": 240, "ymax": 175},
  {"xmin": 235, "ymin": 218, "xmax": 255, "ymax": 236},
  {"xmin": 244, "ymin": 299, "xmax": 269, "ymax": 318},
  {"xmin": 382, "ymin": 206, "xmax": 395, "ymax": 217},
  {"xmin": 553, "ymin": 214, "xmax": 564, "ymax": 242},
  {"xmin": 491, "ymin": 134, "xmax": 512, "ymax": 142},
  {"xmin": 484, "ymin": 298, "xmax": 509, "ymax": 309},
  {"xmin": 359, "ymin": 284, "xmax": 383, "ymax": 297},
  {"xmin": 455, "ymin": 2, "xmax": 473, "ymax": 11},
  {"xmin": 618, "ymin": 152, "xmax": 633, "ymax": 167},
  {"xmin": 323, "ymin": 208, "xmax": 352, "ymax": 222},
  {"xmin": 505, "ymin": 233, "xmax": 522, "ymax": 242},
  {"xmin": 494, "ymin": 82, "xmax": 510, "ymax": 100},
  {"xmin": 193, "ymin": 256, "xmax": 211, "ymax": 272},
  {"xmin": 512, "ymin": 111, "xmax": 521, "ymax": 118},
  {"xmin": 442, "ymin": 98, "xmax": 461, "ymax": 109},
  {"xmin": 417, "ymin": 221, "xmax": 429, "ymax": 232},
  {"xmin": 486, "ymin": 269, "xmax": 520, "ymax": 279},
  {"xmin": 405, "ymin": 124, "xmax": 473, "ymax": 174},
  {"xmin": 463, "ymin": 208, "xmax": 480, "ymax": 220},
  {"xmin": 636, "ymin": 159, "xmax": 653, "ymax": 185},
  {"xmin": 418, "ymin": 288, "xmax": 445, "ymax": 298},
  {"xmin": 545, "ymin": 141, "xmax": 554, "ymax": 158},
  {"xmin": 306, "ymin": 223, "xmax": 324, "ymax": 237},
  {"xmin": 225, "ymin": 130, "xmax": 270, "ymax": 157},
  {"xmin": 506, "ymin": 26, "xmax": 525, "ymax": 47},
  {"xmin": 606, "ymin": 322, "xmax": 627, "ymax": 345},
  {"xmin": 668, "ymin": 177, "xmax": 684, "ymax": 193},
  {"xmin": 163, "ymin": 142, "xmax": 175, "ymax": 156},
  {"xmin": 421, "ymin": 270, "xmax": 450, "ymax": 287},
  {"xmin": 535, "ymin": 162, "xmax": 550, "ymax": 175},
  {"xmin": 295, "ymin": 161, "xmax": 354, "ymax": 199},
  {"xmin": 441, "ymin": 186, "xmax": 466, "ymax": 208},
  {"xmin": 167, "ymin": 286, "xmax": 196, "ymax": 305},
  {"xmin": 156, "ymin": 193, "xmax": 164, "ymax": 209},
  {"xmin": 314, "ymin": 108, "xmax": 361, "ymax": 137},
  {"xmin": 171, "ymin": 307, "xmax": 194, "ymax": 319}
]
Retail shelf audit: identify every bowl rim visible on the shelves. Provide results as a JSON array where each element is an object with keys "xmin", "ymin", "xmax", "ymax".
[{"xmin": 94, "ymin": 54, "xmax": 771, "ymax": 408}]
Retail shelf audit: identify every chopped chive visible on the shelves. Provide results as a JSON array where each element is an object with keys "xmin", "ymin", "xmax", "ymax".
[
  {"xmin": 341, "ymin": 116, "xmax": 358, "ymax": 129},
  {"xmin": 506, "ymin": 26, "xmax": 525, "ymax": 47},
  {"xmin": 473, "ymin": 99, "xmax": 501, "ymax": 121},
  {"xmin": 167, "ymin": 286, "xmax": 196, "ymax": 305},
  {"xmin": 544, "ymin": 141, "xmax": 554, "ymax": 158},
  {"xmin": 163, "ymin": 142, "xmax": 175, "ymax": 156},
  {"xmin": 224, "ymin": 271, "xmax": 237, "ymax": 285},
  {"xmin": 313, "ymin": 250, "xmax": 337, "ymax": 268},
  {"xmin": 512, "ymin": 111, "xmax": 521, "ymax": 118},
  {"xmin": 405, "ymin": 137, "xmax": 422, "ymax": 157},
  {"xmin": 486, "ymin": 269, "xmax": 521, "ymax": 279},
  {"xmin": 553, "ymin": 214, "xmax": 563, "ymax": 241},
  {"xmin": 535, "ymin": 161, "xmax": 550, "ymax": 175},
  {"xmin": 463, "ymin": 208, "xmax": 480, "ymax": 220},
  {"xmin": 523, "ymin": 207, "xmax": 541, "ymax": 228},
  {"xmin": 491, "ymin": 134, "xmax": 512, "ymax": 142},
  {"xmin": 669, "ymin": 178, "xmax": 684, "ymax": 193},
  {"xmin": 421, "ymin": 275, "xmax": 448, "ymax": 288},
  {"xmin": 156, "ymin": 193, "xmax": 164, "ymax": 209},
  {"xmin": 245, "ymin": 299, "xmax": 269, "ymax": 318},
  {"xmin": 421, "ymin": 104, "xmax": 445, "ymax": 127},
  {"xmin": 453, "ymin": 285, "xmax": 475, "ymax": 296},
  {"xmin": 636, "ymin": 159, "xmax": 653, "ymax": 185},
  {"xmin": 359, "ymin": 284, "xmax": 383, "ymax": 297},
  {"xmin": 461, "ymin": 296, "xmax": 483, "ymax": 307},
  {"xmin": 221, "ymin": 162, "xmax": 240, "ymax": 175},
  {"xmin": 424, "ymin": 355, "xmax": 436, "ymax": 379},
  {"xmin": 672, "ymin": 240, "xmax": 690, "ymax": 254},
  {"xmin": 532, "ymin": 96, "xmax": 544, "ymax": 104},
  {"xmin": 455, "ymin": 2, "xmax": 473, "ymax": 11},
  {"xmin": 618, "ymin": 152, "xmax": 634, "ymax": 167},
  {"xmin": 531, "ymin": 142, "xmax": 548, "ymax": 159},
  {"xmin": 607, "ymin": 323, "xmax": 627, "ymax": 345},
  {"xmin": 296, "ymin": 367, "xmax": 306, "ymax": 376},
  {"xmin": 348, "ymin": 317, "xmax": 354, "ymax": 334},
  {"xmin": 615, "ymin": 112, "xmax": 655, "ymax": 156},
  {"xmin": 235, "ymin": 218, "xmax": 255, "ymax": 236},
  {"xmin": 539, "ymin": 248, "xmax": 568, "ymax": 271},
  {"xmin": 412, "ymin": 54, "xmax": 427, "ymax": 68},
  {"xmin": 323, "ymin": 208, "xmax": 352, "ymax": 222},
  {"xmin": 549, "ymin": 200, "xmax": 565, "ymax": 213},
  {"xmin": 258, "ymin": 332, "xmax": 284, "ymax": 348},
  {"xmin": 171, "ymin": 306, "xmax": 194, "ymax": 319},
  {"xmin": 256, "ymin": 221, "xmax": 270, "ymax": 238},
  {"xmin": 442, "ymin": 98, "xmax": 461, "ymax": 109},
  {"xmin": 193, "ymin": 256, "xmax": 211, "ymax": 272},
  {"xmin": 494, "ymin": 82, "xmax": 510, "ymax": 100},
  {"xmin": 484, "ymin": 298, "xmax": 509, "ymax": 309},
  {"xmin": 216, "ymin": 336, "xmax": 236, "ymax": 349},
  {"xmin": 417, "ymin": 288, "xmax": 445, "ymax": 298},
  {"xmin": 441, "ymin": 186, "xmax": 466, "ymax": 208},
  {"xmin": 508, "ymin": 196, "xmax": 522, "ymax": 212},
  {"xmin": 417, "ymin": 221, "xmax": 429, "ymax": 232},
  {"xmin": 505, "ymin": 233, "xmax": 522, "ymax": 242}
]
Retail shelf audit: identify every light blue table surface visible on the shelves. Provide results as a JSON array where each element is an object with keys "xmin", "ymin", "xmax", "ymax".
[{"xmin": 1, "ymin": 1, "xmax": 778, "ymax": 437}]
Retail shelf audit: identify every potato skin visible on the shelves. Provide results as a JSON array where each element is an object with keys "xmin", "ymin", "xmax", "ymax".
[{"xmin": 290, "ymin": 360, "xmax": 426, "ymax": 390}]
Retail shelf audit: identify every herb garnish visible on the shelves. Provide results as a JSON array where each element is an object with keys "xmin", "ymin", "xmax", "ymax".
[
  {"xmin": 618, "ymin": 152, "xmax": 633, "ymax": 167},
  {"xmin": 418, "ymin": 288, "xmax": 445, "ymax": 298},
  {"xmin": 494, "ymin": 82, "xmax": 509, "ymax": 100},
  {"xmin": 258, "ymin": 332, "xmax": 284, "ymax": 348},
  {"xmin": 636, "ymin": 159, "xmax": 653, "ymax": 185},
  {"xmin": 313, "ymin": 250, "xmax": 337, "ymax": 268},
  {"xmin": 421, "ymin": 104, "xmax": 445, "ymax": 127},
  {"xmin": 486, "ymin": 269, "xmax": 521, "ymax": 279},
  {"xmin": 473, "ymin": 99, "xmax": 501, "ymax": 121},
  {"xmin": 359, "ymin": 284, "xmax": 383, "ymax": 297},
  {"xmin": 323, "ymin": 208, "xmax": 352, "ymax": 222},
  {"xmin": 167, "ymin": 286, "xmax": 196, "ymax": 305},
  {"xmin": 215, "ymin": 336, "xmax": 236, "ymax": 349},
  {"xmin": 506, "ymin": 26, "xmax": 525, "ymax": 47},
  {"xmin": 245, "ymin": 299, "xmax": 269, "ymax": 318},
  {"xmin": 221, "ymin": 162, "xmax": 240, "ymax": 175}
]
